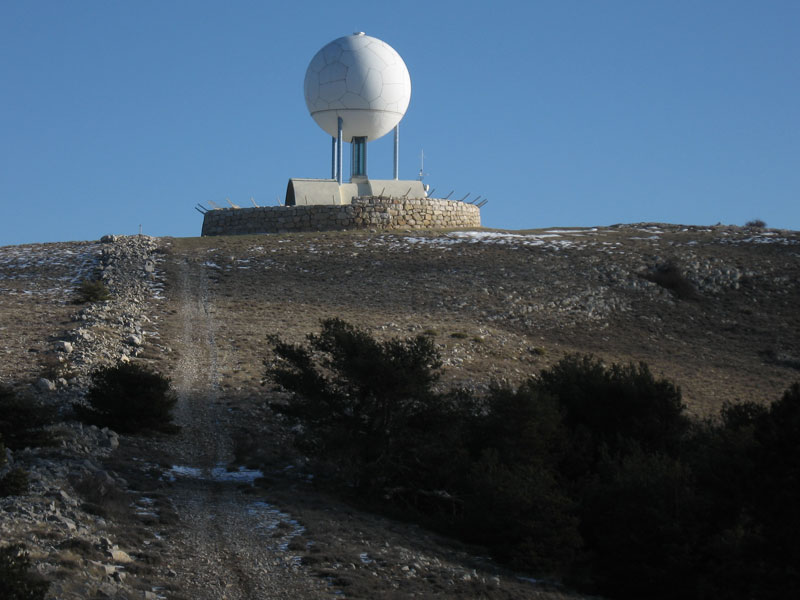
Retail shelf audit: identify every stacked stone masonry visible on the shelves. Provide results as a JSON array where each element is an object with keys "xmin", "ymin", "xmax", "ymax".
[{"xmin": 201, "ymin": 197, "xmax": 481, "ymax": 236}]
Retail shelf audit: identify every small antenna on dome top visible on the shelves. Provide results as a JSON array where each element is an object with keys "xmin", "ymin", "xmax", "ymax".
[{"xmin": 417, "ymin": 149, "xmax": 429, "ymax": 181}]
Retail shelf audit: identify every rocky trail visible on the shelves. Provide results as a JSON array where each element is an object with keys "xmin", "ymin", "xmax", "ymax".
[{"xmin": 158, "ymin": 258, "xmax": 331, "ymax": 599}]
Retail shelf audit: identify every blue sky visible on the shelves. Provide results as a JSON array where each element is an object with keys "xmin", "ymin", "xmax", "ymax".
[{"xmin": 1, "ymin": 1, "xmax": 798, "ymax": 245}]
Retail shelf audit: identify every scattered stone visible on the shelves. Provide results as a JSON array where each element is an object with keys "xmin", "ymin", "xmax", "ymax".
[
  {"xmin": 110, "ymin": 549, "xmax": 133, "ymax": 564},
  {"xmin": 62, "ymin": 517, "xmax": 77, "ymax": 531},
  {"xmin": 55, "ymin": 340, "xmax": 74, "ymax": 353},
  {"xmin": 35, "ymin": 377, "xmax": 56, "ymax": 392}
]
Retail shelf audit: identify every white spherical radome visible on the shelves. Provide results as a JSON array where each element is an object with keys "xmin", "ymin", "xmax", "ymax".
[{"xmin": 304, "ymin": 33, "xmax": 411, "ymax": 141}]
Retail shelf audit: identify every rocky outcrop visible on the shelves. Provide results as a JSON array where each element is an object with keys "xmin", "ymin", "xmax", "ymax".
[{"xmin": 1, "ymin": 234, "xmax": 169, "ymax": 599}]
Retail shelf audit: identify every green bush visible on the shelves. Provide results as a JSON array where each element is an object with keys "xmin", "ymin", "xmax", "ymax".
[
  {"xmin": 75, "ymin": 278, "xmax": 110, "ymax": 303},
  {"xmin": 0, "ymin": 467, "xmax": 29, "ymax": 497},
  {"xmin": 747, "ymin": 382, "xmax": 800, "ymax": 596},
  {"xmin": 0, "ymin": 545, "xmax": 48, "ymax": 600},
  {"xmin": 462, "ymin": 383, "xmax": 581, "ymax": 576},
  {"xmin": 0, "ymin": 386, "xmax": 56, "ymax": 449},
  {"xmin": 74, "ymin": 362, "xmax": 177, "ymax": 433},
  {"xmin": 745, "ymin": 219, "xmax": 766, "ymax": 228},
  {"xmin": 267, "ymin": 321, "xmax": 581, "ymax": 577},
  {"xmin": 267, "ymin": 318, "xmax": 450, "ymax": 492},
  {"xmin": 579, "ymin": 447, "xmax": 697, "ymax": 598},
  {"xmin": 537, "ymin": 354, "xmax": 689, "ymax": 461},
  {"xmin": 266, "ymin": 322, "xmax": 800, "ymax": 598}
]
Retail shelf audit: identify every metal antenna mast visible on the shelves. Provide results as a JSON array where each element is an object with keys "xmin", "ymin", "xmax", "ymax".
[{"xmin": 417, "ymin": 149, "xmax": 429, "ymax": 181}]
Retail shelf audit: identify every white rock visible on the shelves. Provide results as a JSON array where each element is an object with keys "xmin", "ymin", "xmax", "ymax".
[
  {"xmin": 55, "ymin": 340, "xmax": 74, "ymax": 353},
  {"xmin": 35, "ymin": 378, "xmax": 56, "ymax": 392},
  {"xmin": 110, "ymin": 549, "xmax": 133, "ymax": 564}
]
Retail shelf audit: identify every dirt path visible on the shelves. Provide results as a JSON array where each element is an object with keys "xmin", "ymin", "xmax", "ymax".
[{"xmin": 160, "ymin": 257, "xmax": 331, "ymax": 599}]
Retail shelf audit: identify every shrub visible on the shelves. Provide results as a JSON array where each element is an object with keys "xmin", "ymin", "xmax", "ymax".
[
  {"xmin": 462, "ymin": 383, "xmax": 581, "ymax": 576},
  {"xmin": 0, "ymin": 544, "xmax": 48, "ymax": 600},
  {"xmin": 0, "ymin": 386, "xmax": 56, "ymax": 449},
  {"xmin": 265, "ymin": 324, "xmax": 800, "ymax": 597},
  {"xmin": 75, "ymin": 278, "xmax": 110, "ymax": 303},
  {"xmin": 745, "ymin": 219, "xmax": 766, "ymax": 228},
  {"xmin": 639, "ymin": 259, "xmax": 698, "ymax": 300},
  {"xmin": 266, "ymin": 318, "xmax": 449, "ymax": 492},
  {"xmin": 267, "ymin": 321, "xmax": 581, "ymax": 577},
  {"xmin": 747, "ymin": 382, "xmax": 800, "ymax": 595},
  {"xmin": 0, "ymin": 468, "xmax": 29, "ymax": 497},
  {"xmin": 74, "ymin": 362, "xmax": 177, "ymax": 433},
  {"xmin": 536, "ymin": 354, "xmax": 689, "ymax": 461},
  {"xmin": 579, "ymin": 447, "xmax": 698, "ymax": 598}
]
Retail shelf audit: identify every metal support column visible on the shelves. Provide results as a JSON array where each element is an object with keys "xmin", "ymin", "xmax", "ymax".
[
  {"xmin": 393, "ymin": 125, "xmax": 399, "ymax": 180},
  {"xmin": 331, "ymin": 137, "xmax": 337, "ymax": 180},
  {"xmin": 336, "ymin": 117, "xmax": 343, "ymax": 185},
  {"xmin": 351, "ymin": 136, "xmax": 367, "ymax": 178}
]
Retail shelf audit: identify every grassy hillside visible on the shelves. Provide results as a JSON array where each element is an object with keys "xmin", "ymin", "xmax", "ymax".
[
  {"xmin": 1, "ymin": 223, "xmax": 798, "ymax": 599},
  {"xmin": 158, "ymin": 224, "xmax": 800, "ymax": 416}
]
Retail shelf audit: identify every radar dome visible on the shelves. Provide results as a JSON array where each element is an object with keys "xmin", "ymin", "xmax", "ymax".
[{"xmin": 304, "ymin": 33, "xmax": 411, "ymax": 142}]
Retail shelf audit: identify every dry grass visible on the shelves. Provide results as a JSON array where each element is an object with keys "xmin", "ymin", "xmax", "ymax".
[{"xmin": 158, "ymin": 226, "xmax": 800, "ymax": 417}]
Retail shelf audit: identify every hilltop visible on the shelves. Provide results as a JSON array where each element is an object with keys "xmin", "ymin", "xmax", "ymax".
[
  {"xmin": 0, "ymin": 223, "xmax": 798, "ymax": 598},
  {"xmin": 159, "ymin": 223, "xmax": 800, "ymax": 415}
]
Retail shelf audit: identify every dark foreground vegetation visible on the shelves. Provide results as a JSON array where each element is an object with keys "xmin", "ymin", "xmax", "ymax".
[
  {"xmin": 267, "ymin": 318, "xmax": 800, "ymax": 600},
  {"xmin": 0, "ymin": 384, "xmax": 57, "ymax": 499},
  {"xmin": 0, "ymin": 544, "xmax": 49, "ymax": 600},
  {"xmin": 0, "ymin": 386, "xmax": 52, "ymax": 598},
  {"xmin": 74, "ymin": 363, "xmax": 178, "ymax": 433}
]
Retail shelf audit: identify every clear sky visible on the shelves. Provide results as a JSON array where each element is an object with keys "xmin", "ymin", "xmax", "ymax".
[{"xmin": 1, "ymin": 0, "xmax": 798, "ymax": 245}]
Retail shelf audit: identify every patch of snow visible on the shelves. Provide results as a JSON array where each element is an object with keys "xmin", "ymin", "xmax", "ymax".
[
  {"xmin": 0, "ymin": 243, "xmax": 101, "ymax": 297},
  {"xmin": 169, "ymin": 465, "xmax": 204, "ymax": 479},
  {"xmin": 167, "ymin": 464, "xmax": 264, "ymax": 484},
  {"xmin": 210, "ymin": 465, "xmax": 264, "ymax": 483}
]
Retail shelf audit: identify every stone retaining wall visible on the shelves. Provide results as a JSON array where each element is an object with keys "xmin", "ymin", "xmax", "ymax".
[{"xmin": 201, "ymin": 197, "xmax": 481, "ymax": 236}]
